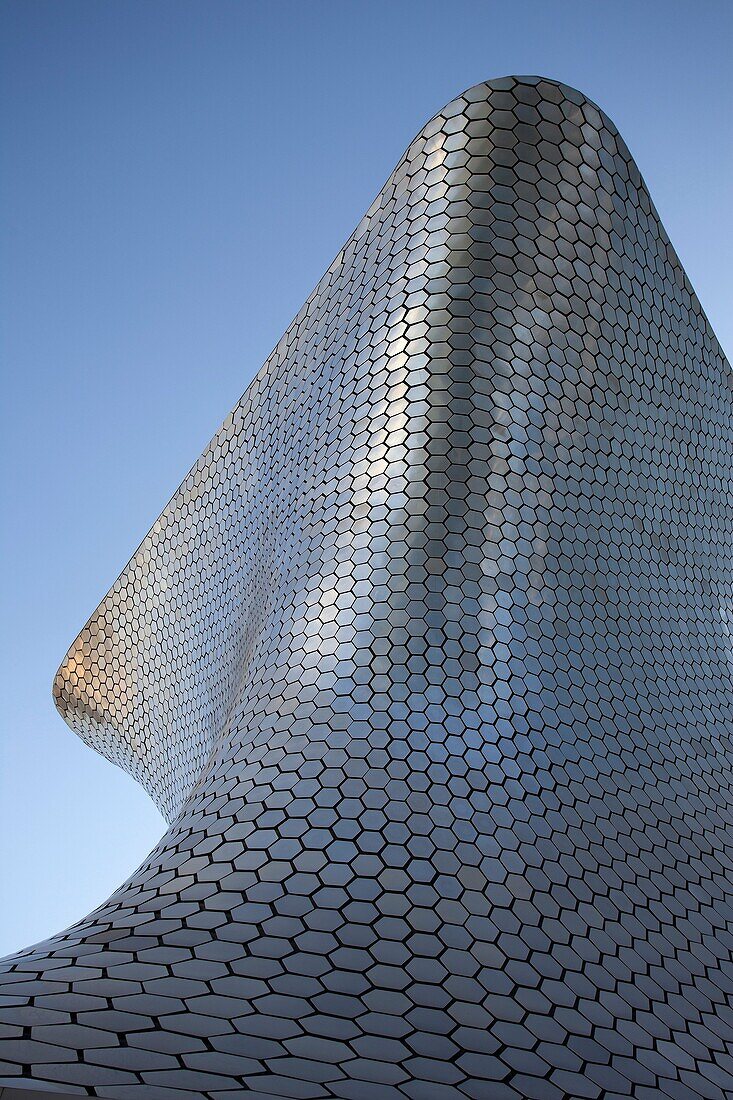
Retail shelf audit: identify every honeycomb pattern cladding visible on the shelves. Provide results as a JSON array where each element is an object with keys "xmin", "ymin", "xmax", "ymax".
[{"xmin": 1, "ymin": 75, "xmax": 733, "ymax": 1100}]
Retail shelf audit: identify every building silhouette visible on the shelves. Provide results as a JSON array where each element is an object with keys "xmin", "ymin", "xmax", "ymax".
[{"xmin": 1, "ymin": 76, "xmax": 732, "ymax": 1100}]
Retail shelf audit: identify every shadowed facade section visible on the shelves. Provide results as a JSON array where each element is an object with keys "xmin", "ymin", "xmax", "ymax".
[{"xmin": 1, "ymin": 76, "xmax": 732, "ymax": 1100}]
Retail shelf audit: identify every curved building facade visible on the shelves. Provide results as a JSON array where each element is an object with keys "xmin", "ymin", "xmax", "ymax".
[{"xmin": 1, "ymin": 76, "xmax": 732, "ymax": 1100}]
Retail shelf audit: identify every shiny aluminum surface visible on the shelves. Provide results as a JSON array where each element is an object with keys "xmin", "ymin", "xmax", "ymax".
[{"xmin": 1, "ymin": 75, "xmax": 732, "ymax": 1100}]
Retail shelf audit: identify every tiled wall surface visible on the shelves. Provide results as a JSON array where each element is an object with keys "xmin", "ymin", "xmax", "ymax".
[{"xmin": 1, "ymin": 76, "xmax": 732, "ymax": 1100}]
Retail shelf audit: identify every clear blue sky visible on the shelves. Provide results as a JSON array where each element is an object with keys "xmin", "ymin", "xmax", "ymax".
[{"xmin": 1, "ymin": 0, "xmax": 731, "ymax": 957}]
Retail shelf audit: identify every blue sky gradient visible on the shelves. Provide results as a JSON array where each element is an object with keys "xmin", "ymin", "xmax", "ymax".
[{"xmin": 1, "ymin": 0, "xmax": 731, "ymax": 955}]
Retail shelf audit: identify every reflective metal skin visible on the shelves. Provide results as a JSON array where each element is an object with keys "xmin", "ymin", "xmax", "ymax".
[{"xmin": 1, "ymin": 76, "xmax": 732, "ymax": 1100}]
